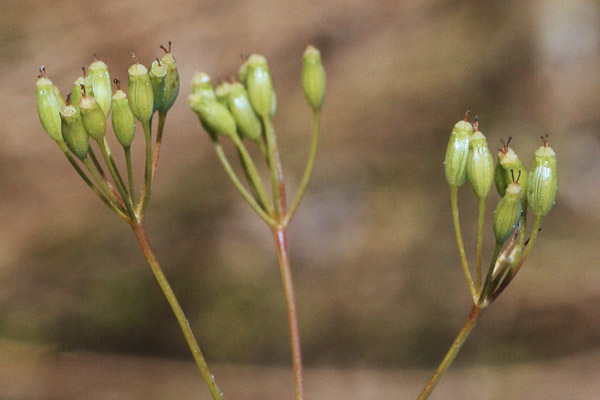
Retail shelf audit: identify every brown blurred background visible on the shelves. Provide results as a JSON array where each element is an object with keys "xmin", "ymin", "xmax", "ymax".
[{"xmin": 1, "ymin": 0, "xmax": 600, "ymax": 399}]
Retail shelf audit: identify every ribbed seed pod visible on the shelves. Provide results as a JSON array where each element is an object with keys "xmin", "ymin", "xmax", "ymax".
[
  {"xmin": 111, "ymin": 83, "xmax": 136, "ymax": 148},
  {"xmin": 215, "ymin": 81, "xmax": 234, "ymax": 107},
  {"xmin": 226, "ymin": 82, "xmax": 263, "ymax": 142},
  {"xmin": 70, "ymin": 76, "xmax": 91, "ymax": 112},
  {"xmin": 88, "ymin": 59, "xmax": 112, "ymax": 117},
  {"xmin": 301, "ymin": 45, "xmax": 326, "ymax": 111},
  {"xmin": 444, "ymin": 117, "xmax": 474, "ymax": 187},
  {"xmin": 493, "ymin": 181, "xmax": 523, "ymax": 243},
  {"xmin": 157, "ymin": 44, "xmax": 180, "ymax": 114},
  {"xmin": 191, "ymin": 72, "xmax": 216, "ymax": 100},
  {"xmin": 467, "ymin": 129, "xmax": 494, "ymax": 199},
  {"xmin": 36, "ymin": 72, "xmax": 63, "ymax": 142},
  {"xmin": 79, "ymin": 89, "xmax": 106, "ymax": 141},
  {"xmin": 149, "ymin": 59, "xmax": 167, "ymax": 113},
  {"xmin": 527, "ymin": 137, "xmax": 558, "ymax": 217},
  {"xmin": 494, "ymin": 161, "xmax": 508, "ymax": 197},
  {"xmin": 127, "ymin": 63, "xmax": 154, "ymax": 123},
  {"xmin": 188, "ymin": 93, "xmax": 237, "ymax": 138},
  {"xmin": 60, "ymin": 104, "xmax": 90, "ymax": 160},
  {"xmin": 497, "ymin": 142, "xmax": 528, "ymax": 201},
  {"xmin": 245, "ymin": 54, "xmax": 273, "ymax": 118}
]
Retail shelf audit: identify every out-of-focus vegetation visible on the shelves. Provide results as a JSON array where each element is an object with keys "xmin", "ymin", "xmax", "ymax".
[{"xmin": 1, "ymin": 0, "xmax": 599, "ymax": 398}]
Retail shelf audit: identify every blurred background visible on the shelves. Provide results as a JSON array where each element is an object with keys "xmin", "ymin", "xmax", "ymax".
[{"xmin": 1, "ymin": 0, "xmax": 600, "ymax": 398}]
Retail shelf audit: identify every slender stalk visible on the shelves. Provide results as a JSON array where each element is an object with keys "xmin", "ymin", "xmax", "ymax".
[
  {"xmin": 237, "ymin": 149, "xmax": 268, "ymax": 212},
  {"xmin": 151, "ymin": 111, "xmax": 167, "ymax": 184},
  {"xmin": 475, "ymin": 196, "xmax": 486, "ymax": 292},
  {"xmin": 263, "ymin": 116, "xmax": 286, "ymax": 216},
  {"xmin": 97, "ymin": 138, "xmax": 136, "ymax": 219},
  {"xmin": 417, "ymin": 305, "xmax": 483, "ymax": 400},
  {"xmin": 131, "ymin": 222, "xmax": 223, "ymax": 400},
  {"xmin": 138, "ymin": 120, "xmax": 153, "ymax": 217},
  {"xmin": 124, "ymin": 146, "xmax": 136, "ymax": 205},
  {"xmin": 212, "ymin": 138, "xmax": 276, "ymax": 226},
  {"xmin": 273, "ymin": 228, "xmax": 304, "ymax": 400},
  {"xmin": 285, "ymin": 110, "xmax": 320, "ymax": 226},
  {"xmin": 58, "ymin": 143, "xmax": 129, "ymax": 221},
  {"xmin": 82, "ymin": 157, "xmax": 123, "ymax": 208},
  {"xmin": 89, "ymin": 146, "xmax": 123, "ymax": 204},
  {"xmin": 449, "ymin": 186, "xmax": 477, "ymax": 301},
  {"xmin": 231, "ymin": 134, "xmax": 274, "ymax": 215}
]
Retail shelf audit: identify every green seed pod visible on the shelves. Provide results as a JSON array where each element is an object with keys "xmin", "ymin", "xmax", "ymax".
[
  {"xmin": 188, "ymin": 93, "xmax": 237, "ymax": 138},
  {"xmin": 227, "ymin": 82, "xmax": 263, "ymax": 142},
  {"xmin": 149, "ymin": 58, "xmax": 167, "ymax": 113},
  {"xmin": 245, "ymin": 54, "xmax": 273, "ymax": 118},
  {"xmin": 496, "ymin": 138, "xmax": 528, "ymax": 201},
  {"xmin": 466, "ymin": 128, "xmax": 494, "ymax": 199},
  {"xmin": 70, "ymin": 76, "xmax": 92, "ymax": 113},
  {"xmin": 214, "ymin": 81, "xmax": 234, "ymax": 107},
  {"xmin": 54, "ymin": 85, "xmax": 66, "ymax": 107},
  {"xmin": 78, "ymin": 88, "xmax": 106, "ymax": 141},
  {"xmin": 527, "ymin": 137, "xmax": 558, "ymax": 217},
  {"xmin": 60, "ymin": 103, "xmax": 90, "ymax": 160},
  {"xmin": 88, "ymin": 59, "xmax": 112, "ymax": 117},
  {"xmin": 35, "ymin": 69, "xmax": 63, "ymax": 142},
  {"xmin": 494, "ymin": 161, "xmax": 508, "ymax": 197},
  {"xmin": 191, "ymin": 72, "xmax": 215, "ymax": 99},
  {"xmin": 493, "ymin": 181, "xmax": 523, "ymax": 243},
  {"xmin": 444, "ymin": 114, "xmax": 474, "ymax": 187},
  {"xmin": 127, "ymin": 61, "xmax": 154, "ymax": 123},
  {"xmin": 239, "ymin": 58, "xmax": 249, "ymax": 86},
  {"xmin": 157, "ymin": 43, "xmax": 180, "ymax": 114},
  {"xmin": 111, "ymin": 80, "xmax": 136, "ymax": 148},
  {"xmin": 301, "ymin": 45, "xmax": 326, "ymax": 111}
]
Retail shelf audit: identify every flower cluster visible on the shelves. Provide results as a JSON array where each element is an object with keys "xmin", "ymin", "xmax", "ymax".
[
  {"xmin": 444, "ymin": 113, "xmax": 558, "ymax": 305},
  {"xmin": 35, "ymin": 43, "xmax": 180, "ymax": 224},
  {"xmin": 188, "ymin": 46, "xmax": 326, "ymax": 228}
]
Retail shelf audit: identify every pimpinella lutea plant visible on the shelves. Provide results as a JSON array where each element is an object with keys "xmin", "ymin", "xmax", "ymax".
[
  {"xmin": 417, "ymin": 113, "xmax": 558, "ymax": 399},
  {"xmin": 189, "ymin": 45, "xmax": 326, "ymax": 400},
  {"xmin": 35, "ymin": 44, "xmax": 225, "ymax": 400}
]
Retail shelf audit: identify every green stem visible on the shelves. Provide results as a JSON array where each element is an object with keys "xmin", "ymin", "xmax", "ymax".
[
  {"xmin": 138, "ymin": 120, "xmax": 153, "ymax": 218},
  {"xmin": 273, "ymin": 228, "xmax": 304, "ymax": 400},
  {"xmin": 263, "ymin": 116, "xmax": 286, "ymax": 216},
  {"xmin": 82, "ymin": 157, "xmax": 123, "ymax": 208},
  {"xmin": 417, "ymin": 305, "xmax": 483, "ymax": 400},
  {"xmin": 97, "ymin": 138, "xmax": 136, "ymax": 220},
  {"xmin": 478, "ymin": 241, "xmax": 502, "ymax": 306},
  {"xmin": 231, "ymin": 134, "xmax": 274, "ymax": 215},
  {"xmin": 151, "ymin": 111, "xmax": 167, "ymax": 184},
  {"xmin": 131, "ymin": 222, "xmax": 223, "ymax": 400},
  {"xmin": 285, "ymin": 110, "xmax": 320, "ymax": 226},
  {"xmin": 475, "ymin": 196, "xmax": 486, "ymax": 293},
  {"xmin": 125, "ymin": 146, "xmax": 136, "ymax": 205},
  {"xmin": 212, "ymin": 138, "xmax": 276, "ymax": 226},
  {"xmin": 450, "ymin": 186, "xmax": 476, "ymax": 301}
]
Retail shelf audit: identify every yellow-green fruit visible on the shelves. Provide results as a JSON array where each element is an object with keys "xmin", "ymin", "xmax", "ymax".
[
  {"xmin": 60, "ymin": 105, "xmax": 90, "ymax": 160},
  {"xmin": 245, "ymin": 54, "xmax": 273, "ymax": 118},
  {"xmin": 497, "ymin": 146, "xmax": 528, "ymax": 200},
  {"xmin": 215, "ymin": 81, "xmax": 234, "ymax": 107},
  {"xmin": 301, "ymin": 45, "xmax": 326, "ymax": 111},
  {"xmin": 36, "ymin": 76, "xmax": 63, "ymax": 142},
  {"xmin": 127, "ymin": 63, "xmax": 154, "ymax": 123},
  {"xmin": 111, "ymin": 89, "xmax": 136, "ymax": 148},
  {"xmin": 227, "ymin": 83, "xmax": 262, "ymax": 142},
  {"xmin": 88, "ymin": 60, "xmax": 112, "ymax": 117},
  {"xmin": 444, "ymin": 119, "xmax": 474, "ymax": 187},
  {"xmin": 493, "ymin": 182, "xmax": 523, "ymax": 243},
  {"xmin": 191, "ymin": 72, "xmax": 216, "ymax": 100},
  {"xmin": 149, "ymin": 59, "xmax": 167, "ymax": 113},
  {"xmin": 527, "ymin": 143, "xmax": 558, "ymax": 217},
  {"xmin": 70, "ymin": 77, "xmax": 91, "ymax": 112},
  {"xmin": 188, "ymin": 93, "xmax": 237, "ymax": 138},
  {"xmin": 79, "ymin": 94, "xmax": 106, "ymax": 141},
  {"xmin": 157, "ymin": 51, "xmax": 179, "ymax": 113},
  {"xmin": 467, "ymin": 130, "xmax": 494, "ymax": 199}
]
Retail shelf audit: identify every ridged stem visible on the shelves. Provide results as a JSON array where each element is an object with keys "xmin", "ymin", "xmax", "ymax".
[{"xmin": 449, "ymin": 186, "xmax": 477, "ymax": 301}]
